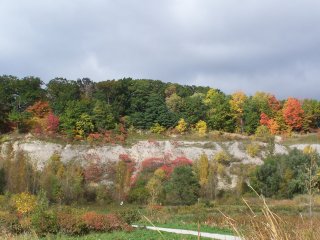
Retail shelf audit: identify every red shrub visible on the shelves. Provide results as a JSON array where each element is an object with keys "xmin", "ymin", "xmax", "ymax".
[
  {"xmin": 82, "ymin": 212, "xmax": 107, "ymax": 232},
  {"xmin": 46, "ymin": 112, "xmax": 59, "ymax": 133},
  {"xmin": 141, "ymin": 157, "xmax": 164, "ymax": 170},
  {"xmin": 84, "ymin": 163, "xmax": 104, "ymax": 183},
  {"xmin": 160, "ymin": 164, "xmax": 174, "ymax": 177},
  {"xmin": 119, "ymin": 153, "xmax": 131, "ymax": 162},
  {"xmin": 57, "ymin": 212, "xmax": 88, "ymax": 236},
  {"xmin": 172, "ymin": 156, "xmax": 192, "ymax": 167}
]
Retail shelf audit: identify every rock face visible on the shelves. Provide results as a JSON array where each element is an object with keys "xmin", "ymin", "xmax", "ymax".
[{"xmin": 0, "ymin": 139, "xmax": 266, "ymax": 168}]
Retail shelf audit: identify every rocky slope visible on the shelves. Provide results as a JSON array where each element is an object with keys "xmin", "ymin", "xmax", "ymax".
[{"xmin": 1, "ymin": 136, "xmax": 318, "ymax": 189}]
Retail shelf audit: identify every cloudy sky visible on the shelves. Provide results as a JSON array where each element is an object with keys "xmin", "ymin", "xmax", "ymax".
[{"xmin": 1, "ymin": 0, "xmax": 320, "ymax": 99}]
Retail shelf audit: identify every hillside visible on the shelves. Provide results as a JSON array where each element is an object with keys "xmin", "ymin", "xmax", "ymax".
[{"xmin": 1, "ymin": 134, "xmax": 319, "ymax": 192}]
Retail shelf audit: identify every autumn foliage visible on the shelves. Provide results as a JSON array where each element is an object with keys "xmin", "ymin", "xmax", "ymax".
[{"xmin": 282, "ymin": 97, "xmax": 304, "ymax": 131}]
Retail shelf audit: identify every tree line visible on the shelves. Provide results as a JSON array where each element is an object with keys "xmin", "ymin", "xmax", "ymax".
[{"xmin": 1, "ymin": 75, "xmax": 320, "ymax": 138}]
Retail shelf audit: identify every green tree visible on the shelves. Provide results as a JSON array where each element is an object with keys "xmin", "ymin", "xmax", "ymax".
[
  {"xmin": 92, "ymin": 100, "xmax": 115, "ymax": 131},
  {"xmin": 251, "ymin": 149, "xmax": 319, "ymax": 198},
  {"xmin": 204, "ymin": 89, "xmax": 234, "ymax": 132},
  {"xmin": 60, "ymin": 100, "xmax": 93, "ymax": 136},
  {"xmin": 47, "ymin": 78, "xmax": 80, "ymax": 114},
  {"xmin": 40, "ymin": 153, "xmax": 64, "ymax": 203},
  {"xmin": 143, "ymin": 94, "xmax": 177, "ymax": 129},
  {"xmin": 243, "ymin": 97, "xmax": 261, "ymax": 134},
  {"xmin": 165, "ymin": 166, "xmax": 200, "ymax": 205},
  {"xmin": 180, "ymin": 93, "xmax": 207, "ymax": 125},
  {"xmin": 75, "ymin": 113, "xmax": 94, "ymax": 138}
]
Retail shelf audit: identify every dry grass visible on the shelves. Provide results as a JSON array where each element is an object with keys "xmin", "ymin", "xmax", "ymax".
[{"xmin": 220, "ymin": 190, "xmax": 320, "ymax": 240}]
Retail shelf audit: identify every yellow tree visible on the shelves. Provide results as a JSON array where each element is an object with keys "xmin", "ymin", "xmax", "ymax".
[
  {"xmin": 195, "ymin": 120, "xmax": 207, "ymax": 135},
  {"xmin": 175, "ymin": 118, "xmax": 187, "ymax": 134},
  {"xmin": 198, "ymin": 154, "xmax": 209, "ymax": 187},
  {"xmin": 230, "ymin": 91, "xmax": 247, "ymax": 133},
  {"xmin": 146, "ymin": 168, "xmax": 166, "ymax": 205}
]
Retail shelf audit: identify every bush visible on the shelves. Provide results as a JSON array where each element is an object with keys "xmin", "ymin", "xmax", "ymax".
[
  {"xmin": 31, "ymin": 210, "xmax": 58, "ymax": 236},
  {"xmin": 58, "ymin": 212, "xmax": 88, "ymax": 236},
  {"xmin": 10, "ymin": 192, "xmax": 37, "ymax": 215},
  {"xmin": 117, "ymin": 208, "xmax": 141, "ymax": 224},
  {"xmin": 82, "ymin": 211, "xmax": 107, "ymax": 232},
  {"xmin": 104, "ymin": 213, "xmax": 131, "ymax": 232},
  {"xmin": 214, "ymin": 151, "xmax": 231, "ymax": 165},
  {"xmin": 150, "ymin": 123, "xmax": 166, "ymax": 134},
  {"xmin": 246, "ymin": 143, "xmax": 260, "ymax": 157},
  {"xmin": 0, "ymin": 211, "xmax": 23, "ymax": 234}
]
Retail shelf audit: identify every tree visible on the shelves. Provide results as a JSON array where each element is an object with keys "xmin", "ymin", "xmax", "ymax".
[
  {"xmin": 166, "ymin": 93, "xmax": 184, "ymax": 113},
  {"xmin": 75, "ymin": 113, "xmax": 94, "ymax": 138},
  {"xmin": 143, "ymin": 94, "xmax": 177, "ymax": 129},
  {"xmin": 175, "ymin": 118, "xmax": 187, "ymax": 134},
  {"xmin": 180, "ymin": 93, "xmax": 207, "ymax": 125},
  {"xmin": 204, "ymin": 89, "xmax": 234, "ymax": 132},
  {"xmin": 60, "ymin": 100, "xmax": 93, "ymax": 136},
  {"xmin": 230, "ymin": 91, "xmax": 247, "ymax": 133},
  {"xmin": 283, "ymin": 97, "xmax": 304, "ymax": 131},
  {"xmin": 165, "ymin": 166, "xmax": 200, "ymax": 205},
  {"xmin": 5, "ymin": 151, "xmax": 38, "ymax": 194},
  {"xmin": 0, "ymin": 168, "xmax": 5, "ymax": 194},
  {"xmin": 194, "ymin": 154, "xmax": 209, "ymax": 198},
  {"xmin": 195, "ymin": 120, "xmax": 207, "ymax": 135},
  {"xmin": 302, "ymin": 99, "xmax": 320, "ymax": 131},
  {"xmin": 243, "ymin": 97, "xmax": 261, "ymax": 134},
  {"xmin": 251, "ymin": 149, "xmax": 319, "ymax": 198},
  {"xmin": 8, "ymin": 107, "xmax": 30, "ymax": 132},
  {"xmin": 92, "ymin": 100, "xmax": 115, "ymax": 131},
  {"xmin": 115, "ymin": 160, "xmax": 134, "ymax": 201},
  {"xmin": 47, "ymin": 78, "xmax": 81, "ymax": 114},
  {"xmin": 146, "ymin": 168, "xmax": 166, "ymax": 205},
  {"xmin": 46, "ymin": 112, "xmax": 60, "ymax": 134}
]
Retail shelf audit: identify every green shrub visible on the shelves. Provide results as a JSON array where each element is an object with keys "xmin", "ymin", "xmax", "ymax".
[
  {"xmin": 31, "ymin": 210, "xmax": 58, "ymax": 236},
  {"xmin": 117, "ymin": 208, "xmax": 141, "ymax": 224}
]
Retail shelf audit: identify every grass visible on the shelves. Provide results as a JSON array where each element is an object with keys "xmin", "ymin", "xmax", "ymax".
[
  {"xmin": 141, "ymin": 222, "xmax": 233, "ymax": 235},
  {"xmin": 282, "ymin": 133, "xmax": 320, "ymax": 146},
  {"xmin": 4, "ymin": 229, "xmax": 212, "ymax": 240}
]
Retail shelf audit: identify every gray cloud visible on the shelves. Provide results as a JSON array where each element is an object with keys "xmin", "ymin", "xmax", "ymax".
[{"xmin": 1, "ymin": 0, "xmax": 320, "ymax": 99}]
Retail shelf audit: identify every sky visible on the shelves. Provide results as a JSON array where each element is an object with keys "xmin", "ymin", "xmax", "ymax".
[{"xmin": 1, "ymin": 0, "xmax": 320, "ymax": 99}]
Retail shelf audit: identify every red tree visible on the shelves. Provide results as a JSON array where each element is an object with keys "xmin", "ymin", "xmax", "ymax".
[
  {"xmin": 283, "ymin": 97, "xmax": 304, "ymax": 131},
  {"xmin": 260, "ymin": 113, "xmax": 270, "ymax": 126},
  {"xmin": 46, "ymin": 112, "xmax": 60, "ymax": 133}
]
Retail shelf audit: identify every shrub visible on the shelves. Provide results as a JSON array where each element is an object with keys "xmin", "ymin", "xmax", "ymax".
[
  {"xmin": 214, "ymin": 151, "xmax": 231, "ymax": 165},
  {"xmin": 82, "ymin": 211, "xmax": 107, "ymax": 232},
  {"xmin": 57, "ymin": 212, "xmax": 88, "ymax": 236},
  {"xmin": 117, "ymin": 209, "xmax": 141, "ymax": 224},
  {"xmin": 104, "ymin": 213, "xmax": 132, "ymax": 232},
  {"xmin": 246, "ymin": 143, "xmax": 260, "ymax": 157},
  {"xmin": 10, "ymin": 193, "xmax": 37, "ymax": 215},
  {"xmin": 0, "ymin": 211, "xmax": 23, "ymax": 234},
  {"xmin": 31, "ymin": 210, "xmax": 58, "ymax": 236},
  {"xmin": 150, "ymin": 123, "xmax": 166, "ymax": 134},
  {"xmin": 255, "ymin": 125, "xmax": 270, "ymax": 138},
  {"xmin": 195, "ymin": 120, "xmax": 207, "ymax": 135}
]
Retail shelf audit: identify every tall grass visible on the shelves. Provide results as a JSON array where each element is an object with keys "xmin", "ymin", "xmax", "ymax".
[{"xmin": 222, "ymin": 187, "xmax": 319, "ymax": 240}]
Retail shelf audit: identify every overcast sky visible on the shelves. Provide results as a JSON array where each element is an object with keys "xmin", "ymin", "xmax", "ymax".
[{"xmin": 1, "ymin": 0, "xmax": 320, "ymax": 99}]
